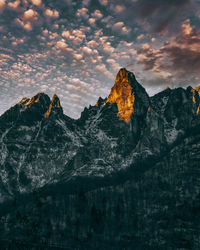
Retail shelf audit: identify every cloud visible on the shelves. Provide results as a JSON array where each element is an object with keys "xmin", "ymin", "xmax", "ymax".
[
  {"xmin": 114, "ymin": 5, "xmax": 125, "ymax": 13},
  {"xmin": 63, "ymin": 77, "xmax": 96, "ymax": 103},
  {"xmin": 54, "ymin": 42, "xmax": 75, "ymax": 61},
  {"xmin": 121, "ymin": 26, "xmax": 131, "ymax": 34},
  {"xmin": 72, "ymin": 29, "xmax": 86, "ymax": 40},
  {"xmin": 73, "ymin": 53, "xmax": 83, "ymax": 61},
  {"xmin": 44, "ymin": 8, "xmax": 59, "ymax": 18},
  {"xmin": 23, "ymin": 9, "xmax": 38, "ymax": 21},
  {"xmin": 56, "ymin": 40, "xmax": 68, "ymax": 49},
  {"xmin": 0, "ymin": 0, "xmax": 199, "ymax": 119},
  {"xmin": 137, "ymin": 34, "xmax": 144, "ymax": 40},
  {"xmin": 61, "ymin": 29, "xmax": 86, "ymax": 45},
  {"xmin": 88, "ymin": 18, "xmax": 96, "ymax": 25},
  {"xmin": 62, "ymin": 30, "xmax": 70, "ymax": 39},
  {"xmin": 136, "ymin": 0, "xmax": 191, "ymax": 33},
  {"xmin": 112, "ymin": 21, "xmax": 130, "ymax": 35},
  {"xmin": 110, "ymin": 0, "xmax": 192, "ymax": 33},
  {"xmin": 106, "ymin": 58, "xmax": 121, "ymax": 72},
  {"xmin": 137, "ymin": 43, "xmax": 161, "ymax": 71},
  {"xmin": 92, "ymin": 10, "xmax": 103, "ymax": 19},
  {"xmin": 15, "ymin": 18, "xmax": 33, "ymax": 31},
  {"xmin": 8, "ymin": 0, "xmax": 20, "ymax": 9},
  {"xmin": 102, "ymin": 42, "xmax": 114, "ymax": 54},
  {"xmin": 0, "ymin": 0, "xmax": 6, "ymax": 11},
  {"xmin": 95, "ymin": 64, "xmax": 114, "ymax": 80},
  {"xmin": 30, "ymin": 0, "xmax": 42, "ymax": 6},
  {"xmin": 76, "ymin": 8, "xmax": 89, "ymax": 19},
  {"xmin": 99, "ymin": 0, "xmax": 108, "ymax": 6},
  {"xmin": 82, "ymin": 46, "xmax": 93, "ymax": 55},
  {"xmin": 82, "ymin": 0, "xmax": 90, "ymax": 6},
  {"xmin": 181, "ymin": 19, "xmax": 193, "ymax": 35},
  {"xmin": 113, "ymin": 22, "xmax": 124, "ymax": 30},
  {"xmin": 136, "ymin": 19, "xmax": 200, "ymax": 84},
  {"xmin": 87, "ymin": 40, "xmax": 99, "ymax": 48},
  {"xmin": 64, "ymin": 0, "xmax": 73, "ymax": 6},
  {"xmin": 13, "ymin": 8, "xmax": 40, "ymax": 31}
]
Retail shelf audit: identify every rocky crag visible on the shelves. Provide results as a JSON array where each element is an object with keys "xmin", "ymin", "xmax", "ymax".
[{"xmin": 0, "ymin": 68, "xmax": 200, "ymax": 249}]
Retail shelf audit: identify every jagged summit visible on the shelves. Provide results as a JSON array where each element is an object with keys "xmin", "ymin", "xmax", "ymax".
[
  {"xmin": 44, "ymin": 94, "xmax": 63, "ymax": 118},
  {"xmin": 115, "ymin": 68, "xmax": 136, "ymax": 83},
  {"xmin": 17, "ymin": 92, "xmax": 63, "ymax": 118},
  {"xmin": 1, "ymin": 68, "xmax": 200, "ymax": 249},
  {"xmin": 0, "ymin": 93, "xmax": 63, "ymax": 126},
  {"xmin": 17, "ymin": 93, "xmax": 51, "ymax": 109},
  {"xmin": 106, "ymin": 68, "xmax": 149, "ymax": 123},
  {"xmin": 2, "ymin": 69, "xmax": 200, "ymax": 127},
  {"xmin": 106, "ymin": 68, "xmax": 136, "ymax": 122}
]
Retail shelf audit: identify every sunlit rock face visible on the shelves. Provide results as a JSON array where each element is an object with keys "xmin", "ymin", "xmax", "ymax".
[
  {"xmin": 44, "ymin": 94, "xmax": 63, "ymax": 118},
  {"xmin": 106, "ymin": 68, "xmax": 149, "ymax": 125},
  {"xmin": 1, "ymin": 69, "xmax": 200, "ymax": 202},
  {"xmin": 106, "ymin": 68, "xmax": 136, "ymax": 123},
  {"xmin": 1, "ymin": 69, "xmax": 200, "ymax": 249},
  {"xmin": 191, "ymin": 86, "xmax": 200, "ymax": 114}
]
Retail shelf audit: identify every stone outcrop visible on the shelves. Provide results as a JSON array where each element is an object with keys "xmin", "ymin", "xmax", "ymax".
[{"xmin": 0, "ymin": 68, "xmax": 200, "ymax": 249}]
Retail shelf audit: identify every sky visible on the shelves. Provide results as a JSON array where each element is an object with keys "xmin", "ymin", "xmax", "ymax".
[{"xmin": 0, "ymin": 0, "xmax": 200, "ymax": 118}]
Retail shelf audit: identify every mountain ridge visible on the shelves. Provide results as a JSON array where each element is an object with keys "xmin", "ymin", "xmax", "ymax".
[
  {"xmin": 0, "ymin": 68, "xmax": 200, "ymax": 203},
  {"xmin": 2, "ymin": 68, "xmax": 200, "ymax": 124},
  {"xmin": 0, "ymin": 68, "xmax": 200, "ymax": 249}
]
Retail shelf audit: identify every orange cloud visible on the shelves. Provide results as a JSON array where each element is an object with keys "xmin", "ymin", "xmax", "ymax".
[
  {"xmin": 113, "ymin": 22, "xmax": 124, "ymax": 30},
  {"xmin": 8, "ymin": 0, "xmax": 20, "ymax": 9},
  {"xmin": 115, "ymin": 5, "xmax": 125, "ymax": 13},
  {"xmin": 89, "ymin": 18, "xmax": 95, "ymax": 25},
  {"xmin": 56, "ymin": 40, "xmax": 67, "ymax": 50},
  {"xmin": 76, "ymin": 8, "xmax": 88, "ymax": 19},
  {"xmin": 82, "ymin": 46, "xmax": 93, "ymax": 54},
  {"xmin": 137, "ymin": 34, "xmax": 144, "ymax": 40},
  {"xmin": 23, "ymin": 9, "xmax": 38, "ymax": 21},
  {"xmin": 62, "ymin": 30, "xmax": 70, "ymax": 39},
  {"xmin": 99, "ymin": 0, "xmax": 107, "ymax": 6},
  {"xmin": 30, "ymin": 0, "xmax": 42, "ymax": 6},
  {"xmin": 0, "ymin": 0, "xmax": 6, "ymax": 11},
  {"xmin": 44, "ymin": 8, "xmax": 59, "ymax": 18},
  {"xmin": 73, "ymin": 53, "xmax": 83, "ymax": 61},
  {"xmin": 92, "ymin": 10, "xmax": 103, "ymax": 19},
  {"xmin": 181, "ymin": 19, "xmax": 192, "ymax": 35},
  {"xmin": 15, "ymin": 18, "xmax": 32, "ymax": 31}
]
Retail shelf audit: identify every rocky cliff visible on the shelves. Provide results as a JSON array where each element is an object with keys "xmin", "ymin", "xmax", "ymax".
[{"xmin": 0, "ymin": 68, "xmax": 200, "ymax": 249}]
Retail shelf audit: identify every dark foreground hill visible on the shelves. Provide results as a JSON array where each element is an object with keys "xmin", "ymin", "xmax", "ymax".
[{"xmin": 0, "ymin": 68, "xmax": 200, "ymax": 249}]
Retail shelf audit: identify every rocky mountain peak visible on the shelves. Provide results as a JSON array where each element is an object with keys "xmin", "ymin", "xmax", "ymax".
[
  {"xmin": 17, "ymin": 97, "xmax": 30, "ymax": 105},
  {"xmin": 106, "ymin": 68, "xmax": 136, "ymax": 123},
  {"xmin": 194, "ymin": 86, "xmax": 200, "ymax": 99},
  {"xmin": 44, "ymin": 94, "xmax": 63, "ymax": 118},
  {"xmin": 17, "ymin": 93, "xmax": 51, "ymax": 108},
  {"xmin": 106, "ymin": 68, "xmax": 149, "ymax": 123},
  {"xmin": 115, "ymin": 68, "xmax": 136, "ymax": 83},
  {"xmin": 189, "ymin": 86, "xmax": 200, "ymax": 115},
  {"xmin": 95, "ymin": 97, "xmax": 106, "ymax": 107},
  {"xmin": 0, "ymin": 93, "xmax": 51, "ymax": 125}
]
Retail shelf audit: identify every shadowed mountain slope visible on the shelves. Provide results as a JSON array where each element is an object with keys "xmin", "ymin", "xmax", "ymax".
[{"xmin": 0, "ymin": 68, "xmax": 200, "ymax": 249}]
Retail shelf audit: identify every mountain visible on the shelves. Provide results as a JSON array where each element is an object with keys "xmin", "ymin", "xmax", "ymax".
[
  {"xmin": 0, "ymin": 93, "xmax": 83, "ymax": 200},
  {"xmin": 0, "ymin": 68, "xmax": 200, "ymax": 249}
]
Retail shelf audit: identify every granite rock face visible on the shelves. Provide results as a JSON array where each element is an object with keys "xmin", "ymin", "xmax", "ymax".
[
  {"xmin": 0, "ymin": 68, "xmax": 200, "ymax": 249},
  {"xmin": 0, "ymin": 93, "xmax": 82, "ymax": 200},
  {"xmin": 106, "ymin": 68, "xmax": 149, "ymax": 123}
]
